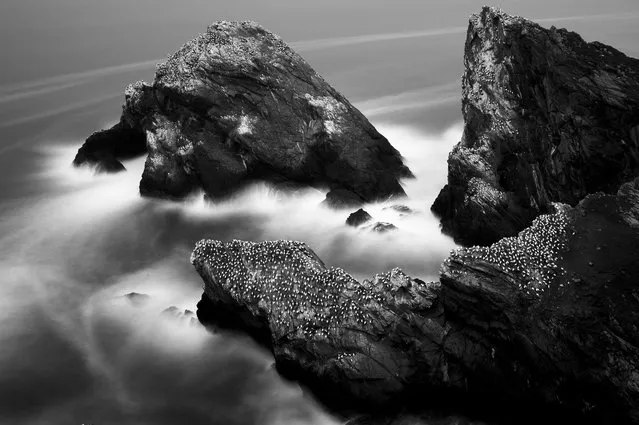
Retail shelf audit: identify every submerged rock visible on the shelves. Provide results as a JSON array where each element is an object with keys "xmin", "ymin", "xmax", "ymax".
[
  {"xmin": 121, "ymin": 292, "xmax": 151, "ymax": 307},
  {"xmin": 75, "ymin": 21, "xmax": 411, "ymax": 202},
  {"xmin": 432, "ymin": 7, "xmax": 639, "ymax": 246},
  {"xmin": 192, "ymin": 178, "xmax": 639, "ymax": 424},
  {"xmin": 346, "ymin": 208, "xmax": 373, "ymax": 227},
  {"xmin": 162, "ymin": 306, "xmax": 199, "ymax": 327},
  {"xmin": 369, "ymin": 222, "xmax": 397, "ymax": 233},
  {"xmin": 384, "ymin": 204, "xmax": 414, "ymax": 216},
  {"xmin": 439, "ymin": 178, "xmax": 639, "ymax": 424},
  {"xmin": 346, "ymin": 209, "xmax": 401, "ymax": 232}
]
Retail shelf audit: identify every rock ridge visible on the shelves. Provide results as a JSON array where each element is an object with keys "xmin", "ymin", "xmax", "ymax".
[
  {"xmin": 75, "ymin": 21, "xmax": 412, "ymax": 205},
  {"xmin": 432, "ymin": 6, "xmax": 639, "ymax": 246},
  {"xmin": 193, "ymin": 178, "xmax": 639, "ymax": 424}
]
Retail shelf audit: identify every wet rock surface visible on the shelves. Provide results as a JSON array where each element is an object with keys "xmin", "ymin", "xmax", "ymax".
[
  {"xmin": 433, "ymin": 7, "xmax": 639, "ymax": 246},
  {"xmin": 346, "ymin": 208, "xmax": 373, "ymax": 227},
  {"xmin": 193, "ymin": 178, "xmax": 639, "ymax": 424},
  {"xmin": 75, "ymin": 21, "xmax": 411, "ymax": 202}
]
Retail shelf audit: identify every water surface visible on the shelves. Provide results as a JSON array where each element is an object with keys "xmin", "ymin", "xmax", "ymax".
[{"xmin": 1, "ymin": 1, "xmax": 638, "ymax": 424}]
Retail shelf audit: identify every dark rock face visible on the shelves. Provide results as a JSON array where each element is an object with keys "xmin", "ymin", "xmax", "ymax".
[
  {"xmin": 346, "ymin": 208, "xmax": 373, "ymax": 227},
  {"xmin": 432, "ymin": 7, "xmax": 639, "ymax": 246},
  {"xmin": 75, "ymin": 21, "xmax": 411, "ymax": 202},
  {"xmin": 439, "ymin": 178, "xmax": 639, "ymax": 424},
  {"xmin": 73, "ymin": 121, "xmax": 146, "ymax": 172},
  {"xmin": 192, "ymin": 178, "xmax": 639, "ymax": 424},
  {"xmin": 192, "ymin": 240, "xmax": 446, "ymax": 414}
]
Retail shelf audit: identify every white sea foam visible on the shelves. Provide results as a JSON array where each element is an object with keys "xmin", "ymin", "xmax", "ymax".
[{"xmin": 0, "ymin": 119, "xmax": 461, "ymax": 425}]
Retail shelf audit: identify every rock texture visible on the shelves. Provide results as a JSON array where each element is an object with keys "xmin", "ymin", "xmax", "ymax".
[
  {"xmin": 193, "ymin": 178, "xmax": 639, "ymax": 424},
  {"xmin": 73, "ymin": 121, "xmax": 146, "ymax": 172},
  {"xmin": 75, "ymin": 21, "xmax": 411, "ymax": 203},
  {"xmin": 432, "ymin": 7, "xmax": 639, "ymax": 246},
  {"xmin": 346, "ymin": 208, "xmax": 373, "ymax": 227},
  {"xmin": 438, "ymin": 178, "xmax": 639, "ymax": 424},
  {"xmin": 192, "ymin": 240, "xmax": 446, "ymax": 414}
]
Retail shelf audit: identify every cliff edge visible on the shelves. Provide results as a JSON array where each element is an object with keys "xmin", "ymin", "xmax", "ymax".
[{"xmin": 432, "ymin": 7, "xmax": 639, "ymax": 246}]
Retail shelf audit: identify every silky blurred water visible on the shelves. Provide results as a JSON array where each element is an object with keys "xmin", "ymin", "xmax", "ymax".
[{"xmin": 0, "ymin": 1, "xmax": 638, "ymax": 424}]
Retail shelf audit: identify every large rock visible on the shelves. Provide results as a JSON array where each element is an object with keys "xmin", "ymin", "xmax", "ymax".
[
  {"xmin": 192, "ymin": 178, "xmax": 639, "ymax": 424},
  {"xmin": 192, "ymin": 239, "xmax": 447, "ymax": 414},
  {"xmin": 438, "ymin": 178, "xmax": 639, "ymax": 424},
  {"xmin": 75, "ymin": 21, "xmax": 411, "ymax": 202},
  {"xmin": 432, "ymin": 7, "xmax": 639, "ymax": 246}
]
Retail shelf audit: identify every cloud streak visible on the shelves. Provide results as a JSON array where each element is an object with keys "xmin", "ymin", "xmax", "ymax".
[
  {"xmin": 0, "ymin": 91, "xmax": 121, "ymax": 131},
  {"xmin": 290, "ymin": 26, "xmax": 467, "ymax": 52},
  {"xmin": 2, "ymin": 9, "xmax": 636, "ymax": 105},
  {"xmin": 357, "ymin": 82, "xmax": 460, "ymax": 117},
  {"xmin": 0, "ymin": 10, "xmax": 635, "ymax": 131},
  {"xmin": 291, "ymin": 11, "xmax": 639, "ymax": 52},
  {"xmin": 0, "ymin": 59, "xmax": 158, "ymax": 96}
]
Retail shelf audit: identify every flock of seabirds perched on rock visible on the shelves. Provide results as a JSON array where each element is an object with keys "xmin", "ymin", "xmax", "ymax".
[{"xmin": 75, "ymin": 6, "xmax": 639, "ymax": 425}]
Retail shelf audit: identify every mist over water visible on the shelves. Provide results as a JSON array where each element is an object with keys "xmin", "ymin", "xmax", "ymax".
[
  {"xmin": 0, "ymin": 120, "xmax": 460, "ymax": 425},
  {"xmin": 1, "ymin": 1, "xmax": 638, "ymax": 424}
]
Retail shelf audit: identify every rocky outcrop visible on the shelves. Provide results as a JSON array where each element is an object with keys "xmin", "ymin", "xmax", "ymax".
[
  {"xmin": 192, "ymin": 240, "xmax": 446, "ymax": 414},
  {"xmin": 75, "ymin": 21, "xmax": 411, "ymax": 203},
  {"xmin": 73, "ymin": 121, "xmax": 146, "ymax": 172},
  {"xmin": 192, "ymin": 178, "xmax": 639, "ymax": 424},
  {"xmin": 437, "ymin": 178, "xmax": 639, "ymax": 424},
  {"xmin": 346, "ymin": 208, "xmax": 373, "ymax": 227},
  {"xmin": 432, "ymin": 7, "xmax": 639, "ymax": 246}
]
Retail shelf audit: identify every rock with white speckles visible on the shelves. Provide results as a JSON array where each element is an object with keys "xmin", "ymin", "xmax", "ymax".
[
  {"xmin": 441, "ymin": 177, "xmax": 639, "ymax": 424},
  {"xmin": 191, "ymin": 239, "xmax": 444, "ymax": 414},
  {"xmin": 75, "ymin": 21, "xmax": 412, "ymax": 201},
  {"xmin": 433, "ymin": 7, "xmax": 639, "ymax": 246},
  {"xmin": 192, "ymin": 178, "xmax": 639, "ymax": 423}
]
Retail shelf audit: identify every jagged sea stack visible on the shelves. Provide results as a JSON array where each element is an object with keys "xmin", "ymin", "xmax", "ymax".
[
  {"xmin": 74, "ymin": 22, "xmax": 412, "ymax": 205},
  {"xmin": 432, "ymin": 7, "xmax": 639, "ymax": 246}
]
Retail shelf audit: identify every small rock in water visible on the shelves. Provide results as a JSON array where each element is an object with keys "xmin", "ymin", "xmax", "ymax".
[
  {"xmin": 384, "ymin": 204, "xmax": 414, "ymax": 216},
  {"xmin": 162, "ymin": 306, "xmax": 200, "ymax": 327},
  {"xmin": 371, "ymin": 222, "xmax": 397, "ymax": 233},
  {"xmin": 346, "ymin": 209, "xmax": 373, "ymax": 227},
  {"xmin": 122, "ymin": 292, "xmax": 151, "ymax": 307},
  {"xmin": 161, "ymin": 306, "xmax": 180, "ymax": 317}
]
